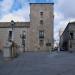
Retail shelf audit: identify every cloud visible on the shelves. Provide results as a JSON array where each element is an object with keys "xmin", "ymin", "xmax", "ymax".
[
  {"xmin": 0, "ymin": 0, "xmax": 30, "ymax": 22},
  {"xmin": 0, "ymin": 13, "xmax": 25, "ymax": 22},
  {"xmin": 11, "ymin": 0, "xmax": 29, "ymax": 11},
  {"xmin": 1, "ymin": 0, "xmax": 14, "ymax": 12},
  {"xmin": 0, "ymin": 5, "xmax": 30, "ymax": 22},
  {"xmin": 0, "ymin": 0, "xmax": 14, "ymax": 19},
  {"xmin": 57, "ymin": 0, "xmax": 75, "ymax": 19}
]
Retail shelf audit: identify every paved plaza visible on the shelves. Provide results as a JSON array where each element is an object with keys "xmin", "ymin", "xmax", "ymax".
[{"xmin": 0, "ymin": 51, "xmax": 75, "ymax": 75}]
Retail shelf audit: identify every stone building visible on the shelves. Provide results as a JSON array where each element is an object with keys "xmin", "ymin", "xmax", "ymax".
[
  {"xmin": 0, "ymin": 3, "xmax": 54, "ymax": 52},
  {"xmin": 60, "ymin": 22, "xmax": 75, "ymax": 52},
  {"xmin": 0, "ymin": 22, "xmax": 30, "ymax": 52}
]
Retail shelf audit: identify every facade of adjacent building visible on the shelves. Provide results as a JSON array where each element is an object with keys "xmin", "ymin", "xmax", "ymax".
[
  {"xmin": 0, "ymin": 3, "xmax": 54, "ymax": 52},
  {"xmin": 60, "ymin": 22, "xmax": 75, "ymax": 52}
]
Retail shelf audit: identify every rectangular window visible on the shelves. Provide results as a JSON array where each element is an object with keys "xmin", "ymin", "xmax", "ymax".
[
  {"xmin": 8, "ymin": 31, "xmax": 12, "ymax": 41},
  {"xmin": 39, "ymin": 31, "xmax": 44, "ymax": 38},
  {"xmin": 40, "ymin": 12, "xmax": 44, "ymax": 18},
  {"xmin": 40, "ymin": 20, "xmax": 43, "ymax": 25},
  {"xmin": 39, "ymin": 39, "xmax": 44, "ymax": 46},
  {"xmin": 40, "ymin": 12, "xmax": 43, "ymax": 16},
  {"xmin": 70, "ymin": 32, "xmax": 74, "ymax": 39}
]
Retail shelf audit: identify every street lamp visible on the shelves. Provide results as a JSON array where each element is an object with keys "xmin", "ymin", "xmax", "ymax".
[
  {"xmin": 10, "ymin": 20, "xmax": 16, "ymax": 57},
  {"xmin": 3, "ymin": 20, "xmax": 16, "ymax": 59},
  {"xmin": 11, "ymin": 20, "xmax": 15, "ymax": 30},
  {"xmin": 11, "ymin": 20, "xmax": 15, "ymax": 42}
]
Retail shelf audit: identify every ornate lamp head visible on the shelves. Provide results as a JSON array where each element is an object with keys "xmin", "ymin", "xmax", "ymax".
[{"xmin": 11, "ymin": 20, "xmax": 15, "ymax": 29}]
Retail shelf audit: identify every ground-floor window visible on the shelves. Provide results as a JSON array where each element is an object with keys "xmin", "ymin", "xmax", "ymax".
[
  {"xmin": 8, "ymin": 30, "xmax": 12, "ymax": 41},
  {"xmin": 39, "ymin": 39, "xmax": 44, "ymax": 46}
]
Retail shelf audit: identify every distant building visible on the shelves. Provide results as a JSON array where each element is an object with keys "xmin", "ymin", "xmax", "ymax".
[
  {"xmin": 0, "ymin": 3, "xmax": 54, "ymax": 52},
  {"xmin": 60, "ymin": 22, "xmax": 75, "ymax": 52}
]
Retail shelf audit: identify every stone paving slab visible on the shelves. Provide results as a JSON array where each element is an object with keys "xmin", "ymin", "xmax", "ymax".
[{"xmin": 0, "ymin": 52, "xmax": 75, "ymax": 75}]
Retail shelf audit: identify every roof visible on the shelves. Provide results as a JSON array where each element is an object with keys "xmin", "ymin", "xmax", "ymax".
[
  {"xmin": 0, "ymin": 22, "xmax": 30, "ymax": 28},
  {"xmin": 60, "ymin": 21, "xmax": 75, "ymax": 37},
  {"xmin": 68, "ymin": 21, "xmax": 75, "ymax": 25},
  {"xmin": 30, "ymin": 3, "xmax": 54, "ymax": 5}
]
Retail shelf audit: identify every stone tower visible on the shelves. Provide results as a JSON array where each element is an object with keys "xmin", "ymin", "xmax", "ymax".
[{"xmin": 28, "ymin": 3, "xmax": 54, "ymax": 51}]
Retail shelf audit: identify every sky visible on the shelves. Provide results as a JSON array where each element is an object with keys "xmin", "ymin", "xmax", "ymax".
[{"xmin": 0, "ymin": 0, "xmax": 75, "ymax": 43}]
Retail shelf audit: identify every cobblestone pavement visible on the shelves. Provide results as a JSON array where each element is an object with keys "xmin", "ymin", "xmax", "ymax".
[{"xmin": 0, "ymin": 51, "xmax": 75, "ymax": 75}]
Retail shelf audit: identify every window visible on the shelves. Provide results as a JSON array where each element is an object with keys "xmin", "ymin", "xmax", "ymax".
[
  {"xmin": 40, "ymin": 12, "xmax": 43, "ymax": 16},
  {"xmin": 8, "ymin": 31, "xmax": 12, "ymax": 41},
  {"xmin": 70, "ymin": 32, "xmax": 74, "ymax": 39},
  {"xmin": 46, "ymin": 43, "xmax": 51, "ymax": 46},
  {"xmin": 21, "ymin": 30, "xmax": 26, "ymax": 39},
  {"xmin": 39, "ymin": 39, "xmax": 44, "ymax": 46},
  {"xmin": 40, "ymin": 20, "xmax": 43, "ymax": 25},
  {"xmin": 40, "ymin": 12, "xmax": 44, "ymax": 18},
  {"xmin": 39, "ymin": 31, "xmax": 44, "ymax": 38}
]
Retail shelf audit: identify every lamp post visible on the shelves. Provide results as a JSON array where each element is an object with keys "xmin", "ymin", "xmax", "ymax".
[
  {"xmin": 11, "ymin": 20, "xmax": 15, "ymax": 29},
  {"xmin": 11, "ymin": 20, "xmax": 15, "ymax": 42},
  {"xmin": 11, "ymin": 20, "xmax": 15, "ymax": 57},
  {"xmin": 3, "ymin": 20, "xmax": 16, "ymax": 59}
]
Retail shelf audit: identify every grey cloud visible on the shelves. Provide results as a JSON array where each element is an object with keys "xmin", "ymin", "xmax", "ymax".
[{"xmin": 57, "ymin": 0, "xmax": 75, "ymax": 19}]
